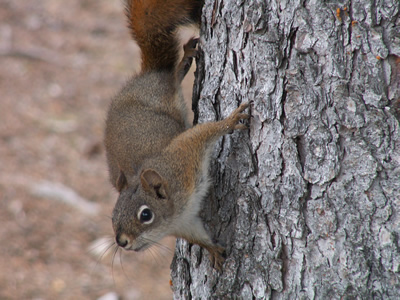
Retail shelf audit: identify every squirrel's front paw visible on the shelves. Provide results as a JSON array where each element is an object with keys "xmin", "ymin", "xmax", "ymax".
[
  {"xmin": 205, "ymin": 244, "xmax": 226, "ymax": 271},
  {"xmin": 226, "ymin": 102, "xmax": 251, "ymax": 132}
]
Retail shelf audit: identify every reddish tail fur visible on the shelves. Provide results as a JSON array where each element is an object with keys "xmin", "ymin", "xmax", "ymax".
[{"xmin": 126, "ymin": 0, "xmax": 203, "ymax": 73}]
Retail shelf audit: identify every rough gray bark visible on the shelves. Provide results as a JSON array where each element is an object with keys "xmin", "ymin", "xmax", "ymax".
[{"xmin": 171, "ymin": 0, "xmax": 400, "ymax": 299}]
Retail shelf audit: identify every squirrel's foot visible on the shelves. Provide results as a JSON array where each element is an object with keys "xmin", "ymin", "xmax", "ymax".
[
  {"xmin": 183, "ymin": 37, "xmax": 199, "ymax": 58},
  {"xmin": 194, "ymin": 240, "xmax": 226, "ymax": 271},
  {"xmin": 225, "ymin": 102, "xmax": 251, "ymax": 133},
  {"xmin": 205, "ymin": 244, "xmax": 226, "ymax": 272},
  {"xmin": 177, "ymin": 37, "xmax": 199, "ymax": 82}
]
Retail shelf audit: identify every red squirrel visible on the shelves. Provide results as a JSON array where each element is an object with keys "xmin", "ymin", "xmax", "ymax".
[{"xmin": 104, "ymin": 0, "xmax": 250, "ymax": 270}]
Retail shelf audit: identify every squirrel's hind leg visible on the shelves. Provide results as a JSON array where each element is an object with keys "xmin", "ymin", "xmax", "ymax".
[{"xmin": 176, "ymin": 37, "xmax": 199, "ymax": 82}]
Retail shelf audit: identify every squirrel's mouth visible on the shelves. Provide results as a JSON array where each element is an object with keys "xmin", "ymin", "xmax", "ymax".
[{"xmin": 133, "ymin": 243, "xmax": 150, "ymax": 252}]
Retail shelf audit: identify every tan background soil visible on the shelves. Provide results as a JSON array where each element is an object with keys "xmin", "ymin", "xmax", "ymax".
[{"xmin": 0, "ymin": 0, "xmax": 195, "ymax": 299}]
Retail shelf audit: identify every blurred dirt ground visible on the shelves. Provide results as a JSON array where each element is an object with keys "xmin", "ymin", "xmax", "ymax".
[{"xmin": 0, "ymin": 0, "xmax": 195, "ymax": 299}]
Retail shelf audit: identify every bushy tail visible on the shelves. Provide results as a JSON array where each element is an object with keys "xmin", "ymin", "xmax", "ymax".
[{"xmin": 126, "ymin": 0, "xmax": 203, "ymax": 73}]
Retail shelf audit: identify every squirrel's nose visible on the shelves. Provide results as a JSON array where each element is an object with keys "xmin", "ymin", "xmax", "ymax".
[{"xmin": 116, "ymin": 233, "xmax": 130, "ymax": 248}]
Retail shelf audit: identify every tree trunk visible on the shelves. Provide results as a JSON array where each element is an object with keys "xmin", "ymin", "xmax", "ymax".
[{"xmin": 171, "ymin": 0, "xmax": 400, "ymax": 299}]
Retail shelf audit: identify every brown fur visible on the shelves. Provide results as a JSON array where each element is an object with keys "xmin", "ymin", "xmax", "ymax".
[
  {"xmin": 127, "ymin": 0, "xmax": 203, "ymax": 72},
  {"xmin": 104, "ymin": 0, "xmax": 250, "ymax": 271}
]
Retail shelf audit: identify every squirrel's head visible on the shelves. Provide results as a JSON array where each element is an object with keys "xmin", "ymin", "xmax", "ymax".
[{"xmin": 111, "ymin": 169, "xmax": 174, "ymax": 251}]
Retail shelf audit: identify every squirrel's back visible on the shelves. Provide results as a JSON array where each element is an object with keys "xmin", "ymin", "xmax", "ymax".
[
  {"xmin": 105, "ymin": 72, "xmax": 187, "ymax": 185},
  {"xmin": 105, "ymin": 0, "xmax": 202, "ymax": 189}
]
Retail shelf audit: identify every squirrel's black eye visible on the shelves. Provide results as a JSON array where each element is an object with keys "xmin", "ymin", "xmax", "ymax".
[
  {"xmin": 140, "ymin": 209, "xmax": 152, "ymax": 221},
  {"xmin": 137, "ymin": 205, "xmax": 154, "ymax": 224}
]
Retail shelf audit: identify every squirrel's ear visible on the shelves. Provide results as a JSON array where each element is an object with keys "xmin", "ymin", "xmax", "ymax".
[
  {"xmin": 116, "ymin": 170, "xmax": 127, "ymax": 192},
  {"xmin": 140, "ymin": 169, "xmax": 168, "ymax": 199}
]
